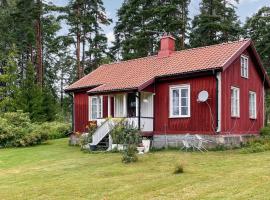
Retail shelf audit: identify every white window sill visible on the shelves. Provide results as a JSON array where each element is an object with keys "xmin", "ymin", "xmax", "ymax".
[
  {"xmin": 241, "ymin": 76, "xmax": 248, "ymax": 79},
  {"xmin": 249, "ymin": 117, "xmax": 257, "ymax": 120},
  {"xmin": 169, "ymin": 116, "xmax": 191, "ymax": 119},
  {"xmin": 231, "ymin": 116, "xmax": 240, "ymax": 118}
]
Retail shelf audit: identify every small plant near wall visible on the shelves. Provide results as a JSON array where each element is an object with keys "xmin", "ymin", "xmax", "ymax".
[
  {"xmin": 173, "ymin": 162, "xmax": 185, "ymax": 174},
  {"xmin": 79, "ymin": 121, "xmax": 97, "ymax": 149},
  {"xmin": 110, "ymin": 119, "xmax": 126, "ymax": 150},
  {"xmin": 240, "ymin": 127, "xmax": 270, "ymax": 153},
  {"xmin": 122, "ymin": 145, "xmax": 138, "ymax": 163}
]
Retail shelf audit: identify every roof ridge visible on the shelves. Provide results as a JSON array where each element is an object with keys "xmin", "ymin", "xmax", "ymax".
[
  {"xmin": 173, "ymin": 39, "xmax": 251, "ymax": 54},
  {"xmin": 100, "ymin": 39, "xmax": 251, "ymax": 68},
  {"xmin": 101, "ymin": 54, "xmax": 158, "ymax": 68}
]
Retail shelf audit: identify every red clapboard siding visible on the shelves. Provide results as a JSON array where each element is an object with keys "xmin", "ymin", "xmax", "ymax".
[
  {"xmin": 103, "ymin": 96, "xmax": 108, "ymax": 118},
  {"xmin": 221, "ymin": 49, "xmax": 264, "ymax": 134},
  {"xmin": 154, "ymin": 75, "xmax": 217, "ymax": 135},
  {"xmin": 74, "ymin": 91, "xmax": 89, "ymax": 133},
  {"xmin": 111, "ymin": 96, "xmax": 114, "ymax": 117}
]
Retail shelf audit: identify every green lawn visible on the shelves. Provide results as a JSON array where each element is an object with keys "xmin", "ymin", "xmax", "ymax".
[{"xmin": 1, "ymin": 139, "xmax": 270, "ymax": 200}]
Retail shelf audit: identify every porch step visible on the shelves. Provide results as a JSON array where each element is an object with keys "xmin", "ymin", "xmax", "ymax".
[{"xmin": 94, "ymin": 135, "xmax": 109, "ymax": 151}]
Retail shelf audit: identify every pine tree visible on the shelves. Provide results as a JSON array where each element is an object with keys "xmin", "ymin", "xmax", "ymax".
[
  {"xmin": 84, "ymin": 0, "xmax": 111, "ymax": 73},
  {"xmin": 34, "ymin": 0, "xmax": 43, "ymax": 86},
  {"xmin": 0, "ymin": 46, "xmax": 18, "ymax": 112},
  {"xmin": 63, "ymin": 0, "xmax": 111, "ymax": 79},
  {"xmin": 112, "ymin": 0, "xmax": 190, "ymax": 61},
  {"xmin": 40, "ymin": 86, "xmax": 57, "ymax": 121},
  {"xmin": 244, "ymin": 6, "xmax": 270, "ymax": 73},
  {"xmin": 189, "ymin": 0, "xmax": 242, "ymax": 47},
  {"xmin": 16, "ymin": 62, "xmax": 44, "ymax": 121}
]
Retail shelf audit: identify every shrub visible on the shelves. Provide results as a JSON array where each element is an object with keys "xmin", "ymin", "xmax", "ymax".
[
  {"xmin": 0, "ymin": 111, "xmax": 70, "ymax": 148},
  {"xmin": 122, "ymin": 145, "xmax": 138, "ymax": 163},
  {"xmin": 260, "ymin": 126, "xmax": 270, "ymax": 137},
  {"xmin": 110, "ymin": 120, "xmax": 126, "ymax": 144},
  {"xmin": 109, "ymin": 120, "xmax": 142, "ymax": 163},
  {"xmin": 174, "ymin": 162, "xmax": 184, "ymax": 174},
  {"xmin": 110, "ymin": 120, "xmax": 142, "ymax": 146},
  {"xmin": 240, "ymin": 137, "xmax": 270, "ymax": 153},
  {"xmin": 33, "ymin": 122, "xmax": 70, "ymax": 139},
  {"xmin": 78, "ymin": 122, "xmax": 97, "ymax": 149}
]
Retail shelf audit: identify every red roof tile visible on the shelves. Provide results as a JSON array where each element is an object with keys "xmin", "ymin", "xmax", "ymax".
[{"xmin": 66, "ymin": 39, "xmax": 266, "ymax": 93}]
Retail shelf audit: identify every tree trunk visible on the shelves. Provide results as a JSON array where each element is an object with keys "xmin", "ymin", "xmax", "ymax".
[
  {"xmin": 60, "ymin": 68, "xmax": 63, "ymax": 109},
  {"xmin": 180, "ymin": 1, "xmax": 186, "ymax": 50},
  {"xmin": 36, "ymin": 0, "xmax": 43, "ymax": 86},
  {"xmin": 76, "ymin": 3, "xmax": 82, "ymax": 79},
  {"xmin": 82, "ymin": 34, "xmax": 85, "ymax": 75}
]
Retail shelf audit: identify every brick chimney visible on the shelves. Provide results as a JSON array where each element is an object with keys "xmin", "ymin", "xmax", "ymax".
[{"xmin": 158, "ymin": 34, "xmax": 176, "ymax": 57}]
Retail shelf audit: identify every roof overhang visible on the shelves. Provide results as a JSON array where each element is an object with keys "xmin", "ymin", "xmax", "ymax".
[
  {"xmin": 86, "ymin": 68, "xmax": 222, "ymax": 95},
  {"xmin": 64, "ymin": 85, "xmax": 101, "ymax": 93},
  {"xmin": 87, "ymin": 87, "xmax": 138, "ymax": 95}
]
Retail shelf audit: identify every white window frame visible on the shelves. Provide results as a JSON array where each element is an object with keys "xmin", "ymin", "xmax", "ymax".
[
  {"xmin": 249, "ymin": 91, "xmax": 257, "ymax": 119},
  {"xmin": 169, "ymin": 84, "xmax": 190, "ymax": 118},
  {"xmin": 89, "ymin": 96, "xmax": 103, "ymax": 120},
  {"xmin": 231, "ymin": 86, "xmax": 240, "ymax": 117},
  {"xmin": 241, "ymin": 55, "xmax": 249, "ymax": 78}
]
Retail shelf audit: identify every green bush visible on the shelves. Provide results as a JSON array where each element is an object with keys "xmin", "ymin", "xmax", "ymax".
[
  {"xmin": 78, "ymin": 121, "xmax": 97, "ymax": 149},
  {"xmin": 122, "ymin": 145, "xmax": 138, "ymax": 163},
  {"xmin": 240, "ymin": 137, "xmax": 270, "ymax": 153},
  {"xmin": 110, "ymin": 120, "xmax": 126, "ymax": 144},
  {"xmin": 174, "ymin": 162, "xmax": 184, "ymax": 174},
  {"xmin": 111, "ymin": 120, "xmax": 142, "ymax": 146},
  {"xmin": 260, "ymin": 126, "xmax": 270, "ymax": 137},
  {"xmin": 33, "ymin": 122, "xmax": 70, "ymax": 139},
  {"xmin": 109, "ymin": 120, "xmax": 141, "ymax": 163},
  {"xmin": 0, "ymin": 111, "xmax": 70, "ymax": 148}
]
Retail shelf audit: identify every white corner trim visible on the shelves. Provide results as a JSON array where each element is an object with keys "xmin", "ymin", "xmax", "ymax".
[{"xmin": 216, "ymin": 72, "xmax": 222, "ymax": 132}]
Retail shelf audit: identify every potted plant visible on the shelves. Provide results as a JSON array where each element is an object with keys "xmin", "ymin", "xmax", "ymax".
[
  {"xmin": 137, "ymin": 143, "xmax": 145, "ymax": 154},
  {"xmin": 142, "ymin": 137, "xmax": 151, "ymax": 153}
]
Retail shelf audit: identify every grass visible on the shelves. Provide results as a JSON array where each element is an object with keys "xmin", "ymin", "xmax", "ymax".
[{"xmin": 1, "ymin": 139, "xmax": 270, "ymax": 200}]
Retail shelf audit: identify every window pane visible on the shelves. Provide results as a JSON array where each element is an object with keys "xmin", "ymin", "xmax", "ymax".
[
  {"xmin": 172, "ymin": 89, "xmax": 179, "ymax": 115},
  {"xmin": 249, "ymin": 93, "xmax": 256, "ymax": 118},
  {"xmin": 92, "ymin": 98, "xmax": 97, "ymax": 105},
  {"xmin": 181, "ymin": 97, "xmax": 188, "ymax": 106},
  {"xmin": 92, "ymin": 104, "xmax": 97, "ymax": 119},
  {"xmin": 231, "ymin": 90, "xmax": 234, "ymax": 116},
  {"xmin": 231, "ymin": 88, "xmax": 239, "ymax": 117},
  {"xmin": 98, "ymin": 97, "xmax": 102, "ymax": 118},
  {"xmin": 181, "ymin": 89, "xmax": 188, "ymax": 97},
  {"xmin": 181, "ymin": 107, "xmax": 188, "ymax": 115}
]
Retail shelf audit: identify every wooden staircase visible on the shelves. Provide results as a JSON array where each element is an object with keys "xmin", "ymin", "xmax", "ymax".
[{"xmin": 90, "ymin": 119, "xmax": 117, "ymax": 151}]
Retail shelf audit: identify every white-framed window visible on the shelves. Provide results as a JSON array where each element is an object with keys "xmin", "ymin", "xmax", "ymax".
[
  {"xmin": 241, "ymin": 55, "xmax": 249, "ymax": 78},
  {"xmin": 169, "ymin": 84, "xmax": 190, "ymax": 118},
  {"xmin": 249, "ymin": 91, "xmax": 256, "ymax": 119},
  {"xmin": 90, "ymin": 96, "xmax": 103, "ymax": 120},
  {"xmin": 231, "ymin": 86, "xmax": 240, "ymax": 117},
  {"xmin": 114, "ymin": 94, "xmax": 125, "ymax": 117}
]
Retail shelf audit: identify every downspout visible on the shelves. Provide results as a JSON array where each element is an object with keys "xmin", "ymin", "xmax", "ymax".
[{"xmin": 215, "ymin": 71, "xmax": 221, "ymax": 133}]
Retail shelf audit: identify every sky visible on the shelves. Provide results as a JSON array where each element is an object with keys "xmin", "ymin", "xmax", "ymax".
[{"xmin": 52, "ymin": 0, "xmax": 270, "ymax": 43}]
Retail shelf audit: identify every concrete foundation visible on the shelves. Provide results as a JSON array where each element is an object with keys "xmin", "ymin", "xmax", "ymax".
[{"xmin": 152, "ymin": 134, "xmax": 258, "ymax": 149}]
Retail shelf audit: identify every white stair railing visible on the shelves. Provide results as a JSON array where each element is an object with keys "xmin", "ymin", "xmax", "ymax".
[{"xmin": 91, "ymin": 119, "xmax": 117, "ymax": 146}]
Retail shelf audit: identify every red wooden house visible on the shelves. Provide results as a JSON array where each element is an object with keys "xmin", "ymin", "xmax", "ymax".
[{"xmin": 66, "ymin": 36, "xmax": 270, "ymax": 148}]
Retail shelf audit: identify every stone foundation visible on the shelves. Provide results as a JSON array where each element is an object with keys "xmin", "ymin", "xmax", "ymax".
[{"xmin": 152, "ymin": 134, "xmax": 258, "ymax": 149}]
